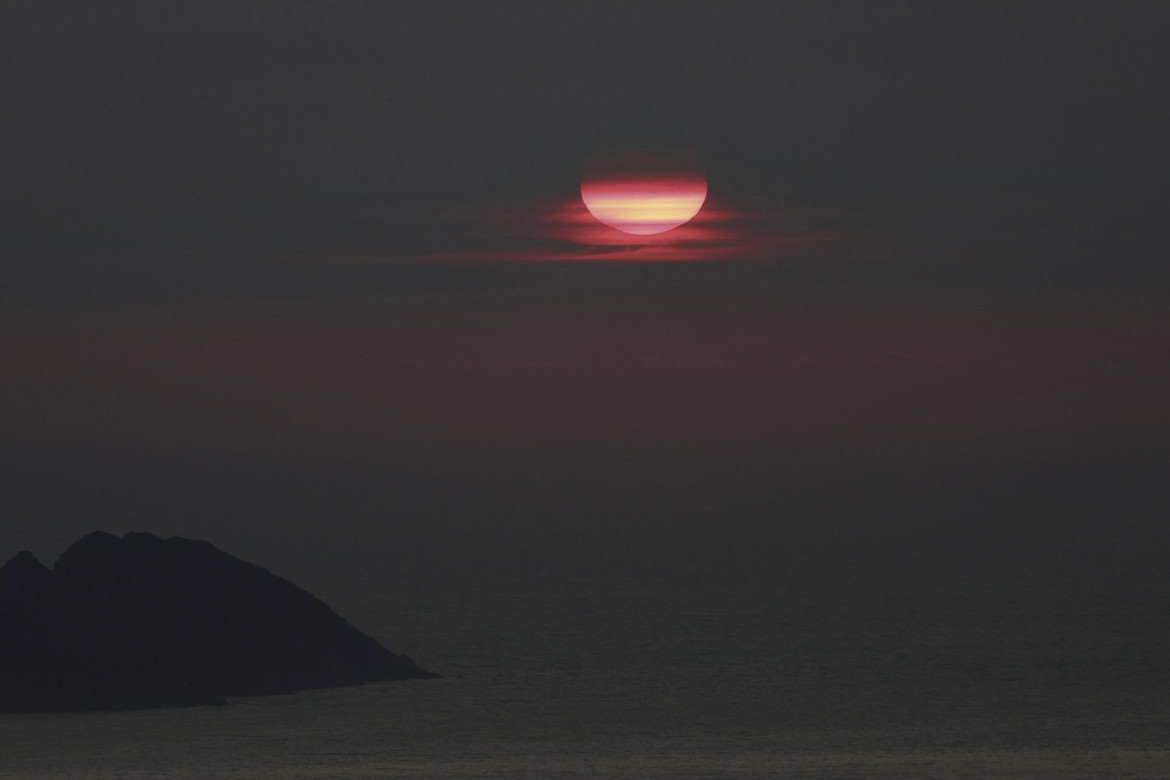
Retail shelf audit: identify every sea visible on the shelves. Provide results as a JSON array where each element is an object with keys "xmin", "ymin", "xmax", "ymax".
[{"xmin": 2, "ymin": 443, "xmax": 1169, "ymax": 778}]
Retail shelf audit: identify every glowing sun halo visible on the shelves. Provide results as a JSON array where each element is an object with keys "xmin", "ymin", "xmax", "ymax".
[{"xmin": 580, "ymin": 150, "xmax": 708, "ymax": 235}]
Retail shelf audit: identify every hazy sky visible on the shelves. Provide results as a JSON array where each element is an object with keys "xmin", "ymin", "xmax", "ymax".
[
  {"xmin": 2, "ymin": 2, "xmax": 1169, "ymax": 461},
  {"xmin": 4, "ymin": 2, "xmax": 1168, "ymax": 244}
]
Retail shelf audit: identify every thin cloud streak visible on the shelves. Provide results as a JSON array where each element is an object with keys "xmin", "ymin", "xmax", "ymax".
[{"xmin": 317, "ymin": 193, "xmax": 887, "ymax": 265}]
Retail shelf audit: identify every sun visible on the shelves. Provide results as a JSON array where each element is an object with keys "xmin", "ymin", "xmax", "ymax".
[{"xmin": 580, "ymin": 149, "xmax": 708, "ymax": 235}]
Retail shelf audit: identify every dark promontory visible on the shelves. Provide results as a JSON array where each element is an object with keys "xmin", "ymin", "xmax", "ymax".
[{"xmin": 0, "ymin": 531, "xmax": 436, "ymax": 712}]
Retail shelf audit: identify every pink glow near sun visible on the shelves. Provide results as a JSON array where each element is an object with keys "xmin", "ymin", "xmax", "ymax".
[{"xmin": 580, "ymin": 150, "xmax": 708, "ymax": 235}]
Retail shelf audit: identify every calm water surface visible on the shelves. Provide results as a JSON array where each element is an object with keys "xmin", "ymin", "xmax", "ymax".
[{"xmin": 4, "ymin": 563, "xmax": 1169, "ymax": 778}]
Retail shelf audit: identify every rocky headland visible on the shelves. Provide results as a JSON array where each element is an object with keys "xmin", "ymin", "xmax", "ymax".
[{"xmin": 0, "ymin": 531, "xmax": 437, "ymax": 712}]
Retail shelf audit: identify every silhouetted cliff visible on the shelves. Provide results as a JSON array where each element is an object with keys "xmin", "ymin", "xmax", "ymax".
[{"xmin": 0, "ymin": 531, "xmax": 437, "ymax": 712}]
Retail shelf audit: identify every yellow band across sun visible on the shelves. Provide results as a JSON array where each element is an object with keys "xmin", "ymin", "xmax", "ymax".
[{"xmin": 582, "ymin": 194, "xmax": 706, "ymax": 234}]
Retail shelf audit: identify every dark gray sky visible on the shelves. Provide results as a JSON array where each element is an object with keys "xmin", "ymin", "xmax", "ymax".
[
  {"xmin": 2, "ymin": 2, "xmax": 1168, "ymax": 462},
  {"xmin": 3, "ymin": 2, "xmax": 1168, "ymax": 246},
  {"xmin": 2, "ymin": 2, "xmax": 1170, "ymax": 594}
]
